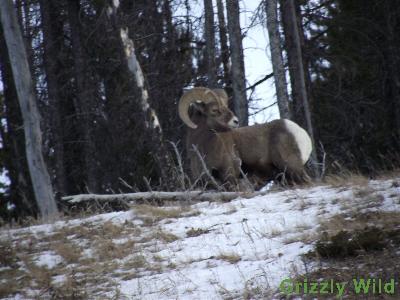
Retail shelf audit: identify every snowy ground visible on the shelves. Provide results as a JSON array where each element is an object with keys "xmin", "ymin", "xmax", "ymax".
[{"xmin": 1, "ymin": 176, "xmax": 400, "ymax": 299}]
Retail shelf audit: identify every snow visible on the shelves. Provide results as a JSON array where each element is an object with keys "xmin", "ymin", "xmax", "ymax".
[
  {"xmin": 34, "ymin": 251, "xmax": 63, "ymax": 269},
  {"xmin": 119, "ymin": 186, "xmax": 343, "ymax": 298},
  {"xmin": 1, "ymin": 177, "xmax": 400, "ymax": 299}
]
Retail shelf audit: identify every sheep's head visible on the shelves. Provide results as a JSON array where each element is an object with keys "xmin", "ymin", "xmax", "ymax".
[{"xmin": 179, "ymin": 87, "xmax": 239, "ymax": 131}]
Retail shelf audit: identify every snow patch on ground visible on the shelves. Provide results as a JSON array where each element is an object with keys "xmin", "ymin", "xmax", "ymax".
[{"xmin": 34, "ymin": 251, "xmax": 63, "ymax": 269}]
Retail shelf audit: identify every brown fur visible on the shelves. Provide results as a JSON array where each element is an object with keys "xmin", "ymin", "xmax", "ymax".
[
  {"xmin": 186, "ymin": 103, "xmax": 241, "ymax": 185},
  {"xmin": 180, "ymin": 88, "xmax": 310, "ymax": 188},
  {"xmin": 232, "ymin": 120, "xmax": 308, "ymax": 184}
]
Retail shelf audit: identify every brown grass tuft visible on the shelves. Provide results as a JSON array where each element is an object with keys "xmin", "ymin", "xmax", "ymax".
[
  {"xmin": 53, "ymin": 240, "xmax": 82, "ymax": 264},
  {"xmin": 133, "ymin": 204, "xmax": 198, "ymax": 226},
  {"xmin": 152, "ymin": 230, "xmax": 180, "ymax": 243},
  {"xmin": 94, "ymin": 237, "xmax": 135, "ymax": 261},
  {"xmin": 323, "ymin": 173, "xmax": 369, "ymax": 187},
  {"xmin": 0, "ymin": 238, "xmax": 17, "ymax": 267},
  {"xmin": 216, "ymin": 252, "xmax": 241, "ymax": 264},
  {"xmin": 123, "ymin": 254, "xmax": 147, "ymax": 270},
  {"xmin": 186, "ymin": 227, "xmax": 210, "ymax": 237}
]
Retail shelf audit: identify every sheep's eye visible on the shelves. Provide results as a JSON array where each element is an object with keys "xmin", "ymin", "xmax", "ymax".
[{"xmin": 212, "ymin": 109, "xmax": 220, "ymax": 115}]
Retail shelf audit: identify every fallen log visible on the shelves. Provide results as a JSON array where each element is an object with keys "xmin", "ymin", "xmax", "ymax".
[{"xmin": 62, "ymin": 191, "xmax": 267, "ymax": 205}]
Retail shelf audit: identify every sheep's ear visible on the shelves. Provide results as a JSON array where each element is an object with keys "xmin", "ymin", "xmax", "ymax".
[{"xmin": 191, "ymin": 101, "xmax": 206, "ymax": 114}]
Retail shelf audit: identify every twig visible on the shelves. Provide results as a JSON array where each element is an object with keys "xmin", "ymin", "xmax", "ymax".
[
  {"xmin": 248, "ymin": 101, "xmax": 278, "ymax": 116},
  {"xmin": 143, "ymin": 177, "xmax": 153, "ymax": 192},
  {"xmin": 192, "ymin": 145, "xmax": 224, "ymax": 191},
  {"xmin": 118, "ymin": 177, "xmax": 134, "ymax": 191},
  {"xmin": 169, "ymin": 141, "xmax": 186, "ymax": 190},
  {"xmin": 239, "ymin": 168, "xmax": 255, "ymax": 192},
  {"xmin": 246, "ymin": 73, "xmax": 274, "ymax": 91},
  {"xmin": 318, "ymin": 141, "xmax": 327, "ymax": 180}
]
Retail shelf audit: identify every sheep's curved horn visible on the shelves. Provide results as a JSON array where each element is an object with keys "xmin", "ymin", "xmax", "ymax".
[
  {"xmin": 212, "ymin": 89, "xmax": 229, "ymax": 107},
  {"xmin": 178, "ymin": 87, "xmax": 221, "ymax": 129}
]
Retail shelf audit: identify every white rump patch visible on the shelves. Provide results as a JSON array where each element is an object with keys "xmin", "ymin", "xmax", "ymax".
[{"xmin": 283, "ymin": 119, "xmax": 312, "ymax": 164}]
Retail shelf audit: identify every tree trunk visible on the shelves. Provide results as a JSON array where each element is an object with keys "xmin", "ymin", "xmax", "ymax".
[
  {"xmin": 280, "ymin": 0, "xmax": 303, "ymax": 126},
  {"xmin": 0, "ymin": 0, "xmax": 58, "ymax": 219},
  {"xmin": 265, "ymin": 0, "xmax": 291, "ymax": 119},
  {"xmin": 67, "ymin": 0, "xmax": 99, "ymax": 193},
  {"xmin": 39, "ymin": 0, "xmax": 67, "ymax": 197},
  {"xmin": 280, "ymin": 0, "xmax": 318, "ymax": 176},
  {"xmin": 226, "ymin": 0, "xmax": 248, "ymax": 126},
  {"xmin": 0, "ymin": 28, "xmax": 36, "ymax": 217},
  {"xmin": 384, "ymin": 2, "xmax": 400, "ymax": 144},
  {"xmin": 204, "ymin": 0, "xmax": 217, "ymax": 87},
  {"xmin": 216, "ymin": 0, "xmax": 231, "ymax": 87},
  {"xmin": 108, "ymin": 1, "xmax": 178, "ymax": 190}
]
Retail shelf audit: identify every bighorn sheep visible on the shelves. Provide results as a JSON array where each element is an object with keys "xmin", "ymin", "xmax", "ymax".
[{"xmin": 179, "ymin": 87, "xmax": 312, "ymax": 187}]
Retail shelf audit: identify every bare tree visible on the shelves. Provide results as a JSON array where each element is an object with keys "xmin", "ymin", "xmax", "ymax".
[
  {"xmin": 67, "ymin": 0, "xmax": 100, "ymax": 193},
  {"xmin": 280, "ymin": 0, "xmax": 307, "ymax": 125},
  {"xmin": 0, "ymin": 0, "xmax": 58, "ymax": 219},
  {"xmin": 265, "ymin": 0, "xmax": 291, "ymax": 119},
  {"xmin": 216, "ymin": 0, "xmax": 231, "ymax": 87},
  {"xmin": 0, "ymin": 29, "xmax": 35, "ymax": 216},
  {"xmin": 226, "ymin": 0, "xmax": 248, "ymax": 125},
  {"xmin": 39, "ymin": 0, "xmax": 67, "ymax": 196},
  {"xmin": 204, "ymin": 0, "xmax": 217, "ymax": 87},
  {"xmin": 108, "ymin": 1, "xmax": 178, "ymax": 189},
  {"xmin": 280, "ymin": 0, "xmax": 318, "ymax": 175}
]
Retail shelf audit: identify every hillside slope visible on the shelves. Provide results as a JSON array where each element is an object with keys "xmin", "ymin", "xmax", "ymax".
[{"xmin": 1, "ymin": 177, "xmax": 400, "ymax": 299}]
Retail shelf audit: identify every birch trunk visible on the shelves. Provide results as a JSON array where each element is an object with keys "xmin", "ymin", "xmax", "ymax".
[
  {"xmin": 265, "ymin": 0, "xmax": 291, "ymax": 119},
  {"xmin": 0, "ymin": 0, "xmax": 58, "ymax": 219},
  {"xmin": 108, "ymin": 1, "xmax": 178, "ymax": 189},
  {"xmin": 216, "ymin": 0, "xmax": 231, "ymax": 87},
  {"xmin": 226, "ymin": 0, "xmax": 248, "ymax": 126}
]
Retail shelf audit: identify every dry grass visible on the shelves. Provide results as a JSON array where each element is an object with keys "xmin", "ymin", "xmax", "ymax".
[
  {"xmin": 375, "ymin": 169, "xmax": 400, "ymax": 181},
  {"xmin": 216, "ymin": 252, "xmax": 241, "ymax": 264},
  {"xmin": 318, "ymin": 211, "xmax": 400, "ymax": 235},
  {"xmin": 133, "ymin": 204, "xmax": 199, "ymax": 226},
  {"xmin": 283, "ymin": 232, "xmax": 318, "ymax": 245},
  {"xmin": 262, "ymin": 227, "xmax": 284, "ymax": 239},
  {"xmin": 0, "ymin": 268, "xmax": 23, "ymax": 297},
  {"xmin": 151, "ymin": 230, "xmax": 180, "ymax": 243},
  {"xmin": 24, "ymin": 262, "xmax": 53, "ymax": 290},
  {"xmin": 283, "ymin": 251, "xmax": 400, "ymax": 300},
  {"xmin": 0, "ymin": 238, "xmax": 17, "ymax": 267},
  {"xmin": 323, "ymin": 173, "xmax": 369, "ymax": 187},
  {"xmin": 0, "ymin": 217, "xmax": 145, "ymax": 299},
  {"xmin": 272, "ymin": 210, "xmax": 400, "ymax": 299},
  {"xmin": 50, "ymin": 220, "xmax": 140, "ymax": 241},
  {"xmin": 94, "ymin": 238, "xmax": 135, "ymax": 261},
  {"xmin": 186, "ymin": 227, "xmax": 210, "ymax": 237},
  {"xmin": 99, "ymin": 221, "xmax": 125, "ymax": 237},
  {"xmin": 52, "ymin": 240, "xmax": 82, "ymax": 264},
  {"xmin": 123, "ymin": 254, "xmax": 148, "ymax": 270},
  {"xmin": 49, "ymin": 272, "xmax": 88, "ymax": 299},
  {"xmin": 282, "ymin": 223, "xmax": 315, "ymax": 245}
]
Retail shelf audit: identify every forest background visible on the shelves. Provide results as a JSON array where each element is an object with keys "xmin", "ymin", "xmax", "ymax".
[{"xmin": 0, "ymin": 0, "xmax": 399, "ymax": 219}]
